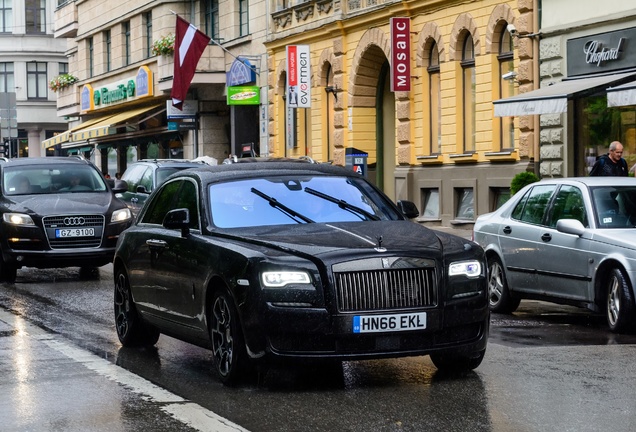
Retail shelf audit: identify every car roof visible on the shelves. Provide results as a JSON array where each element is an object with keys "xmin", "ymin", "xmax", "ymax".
[
  {"xmin": 533, "ymin": 177, "xmax": 636, "ymax": 187},
  {"xmin": 174, "ymin": 159, "xmax": 360, "ymax": 183},
  {"xmin": 0, "ymin": 156, "xmax": 94, "ymax": 167},
  {"xmin": 134, "ymin": 159, "xmax": 206, "ymax": 168}
]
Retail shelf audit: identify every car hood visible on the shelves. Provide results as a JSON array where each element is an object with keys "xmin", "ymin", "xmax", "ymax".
[
  {"xmin": 5, "ymin": 192, "xmax": 120, "ymax": 215},
  {"xmin": 223, "ymin": 221, "xmax": 471, "ymax": 256},
  {"xmin": 591, "ymin": 229, "xmax": 636, "ymax": 250}
]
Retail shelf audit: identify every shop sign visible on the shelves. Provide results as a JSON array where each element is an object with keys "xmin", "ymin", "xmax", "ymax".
[
  {"xmin": 390, "ymin": 17, "xmax": 411, "ymax": 92},
  {"xmin": 568, "ymin": 27, "xmax": 636, "ymax": 77},
  {"xmin": 227, "ymin": 58, "xmax": 256, "ymax": 86},
  {"xmin": 227, "ymin": 86, "xmax": 260, "ymax": 105},
  {"xmin": 81, "ymin": 66, "xmax": 154, "ymax": 112},
  {"xmin": 167, "ymin": 99, "xmax": 198, "ymax": 119},
  {"xmin": 286, "ymin": 45, "xmax": 311, "ymax": 108}
]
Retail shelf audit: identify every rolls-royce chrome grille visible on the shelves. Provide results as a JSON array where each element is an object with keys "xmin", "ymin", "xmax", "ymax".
[
  {"xmin": 335, "ymin": 268, "xmax": 437, "ymax": 312},
  {"xmin": 43, "ymin": 215, "xmax": 104, "ymax": 249}
]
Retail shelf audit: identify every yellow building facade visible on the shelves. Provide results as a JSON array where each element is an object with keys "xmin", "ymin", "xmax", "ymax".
[{"xmin": 266, "ymin": 0, "xmax": 539, "ymax": 230}]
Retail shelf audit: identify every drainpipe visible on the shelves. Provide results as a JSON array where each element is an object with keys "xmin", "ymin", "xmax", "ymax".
[{"xmin": 533, "ymin": 0, "xmax": 541, "ymax": 176}]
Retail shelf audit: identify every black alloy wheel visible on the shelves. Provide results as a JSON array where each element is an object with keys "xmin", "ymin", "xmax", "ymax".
[
  {"xmin": 114, "ymin": 268, "xmax": 160, "ymax": 346},
  {"xmin": 430, "ymin": 349, "xmax": 486, "ymax": 374},
  {"xmin": 210, "ymin": 290, "xmax": 247, "ymax": 385}
]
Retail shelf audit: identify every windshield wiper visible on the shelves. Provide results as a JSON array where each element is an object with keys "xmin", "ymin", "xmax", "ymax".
[
  {"xmin": 250, "ymin": 187, "xmax": 315, "ymax": 224},
  {"xmin": 304, "ymin": 187, "xmax": 380, "ymax": 221}
]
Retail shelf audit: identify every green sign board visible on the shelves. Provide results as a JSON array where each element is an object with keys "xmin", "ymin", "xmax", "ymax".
[{"xmin": 226, "ymin": 86, "xmax": 260, "ymax": 105}]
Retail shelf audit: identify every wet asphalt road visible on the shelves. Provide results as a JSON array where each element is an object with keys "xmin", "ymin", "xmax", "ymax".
[{"xmin": 1, "ymin": 265, "xmax": 636, "ymax": 431}]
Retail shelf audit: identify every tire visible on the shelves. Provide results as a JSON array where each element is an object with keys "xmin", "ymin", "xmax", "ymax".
[
  {"xmin": 114, "ymin": 268, "xmax": 160, "ymax": 347},
  {"xmin": 430, "ymin": 349, "xmax": 486, "ymax": 373},
  {"xmin": 79, "ymin": 266, "xmax": 100, "ymax": 280},
  {"xmin": 0, "ymin": 258, "xmax": 17, "ymax": 283},
  {"xmin": 487, "ymin": 255, "xmax": 520, "ymax": 314},
  {"xmin": 210, "ymin": 289, "xmax": 248, "ymax": 386},
  {"xmin": 606, "ymin": 267, "xmax": 636, "ymax": 333}
]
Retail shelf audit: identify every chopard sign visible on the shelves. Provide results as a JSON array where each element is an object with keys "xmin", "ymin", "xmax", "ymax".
[{"xmin": 584, "ymin": 38, "xmax": 625, "ymax": 66}]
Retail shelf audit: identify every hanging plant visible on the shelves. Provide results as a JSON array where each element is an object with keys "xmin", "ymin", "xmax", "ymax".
[
  {"xmin": 49, "ymin": 74, "xmax": 79, "ymax": 92},
  {"xmin": 152, "ymin": 34, "xmax": 176, "ymax": 56}
]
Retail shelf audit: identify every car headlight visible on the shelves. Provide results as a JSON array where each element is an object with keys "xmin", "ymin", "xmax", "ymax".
[
  {"xmin": 111, "ymin": 208, "xmax": 132, "ymax": 223},
  {"xmin": 448, "ymin": 260, "xmax": 482, "ymax": 278},
  {"xmin": 262, "ymin": 271, "xmax": 311, "ymax": 287},
  {"xmin": 3, "ymin": 213, "xmax": 35, "ymax": 226}
]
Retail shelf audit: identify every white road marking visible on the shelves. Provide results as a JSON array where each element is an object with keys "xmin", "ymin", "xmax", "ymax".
[{"xmin": 0, "ymin": 309, "xmax": 249, "ymax": 432}]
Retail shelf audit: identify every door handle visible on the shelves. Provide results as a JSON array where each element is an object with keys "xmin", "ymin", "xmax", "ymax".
[
  {"xmin": 503, "ymin": 226, "xmax": 512, "ymax": 234},
  {"xmin": 146, "ymin": 239, "xmax": 168, "ymax": 249},
  {"xmin": 541, "ymin": 233, "xmax": 552, "ymax": 242}
]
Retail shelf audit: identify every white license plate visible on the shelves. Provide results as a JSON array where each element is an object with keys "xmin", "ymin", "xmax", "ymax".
[
  {"xmin": 352, "ymin": 312, "xmax": 427, "ymax": 334},
  {"xmin": 55, "ymin": 228, "xmax": 95, "ymax": 238}
]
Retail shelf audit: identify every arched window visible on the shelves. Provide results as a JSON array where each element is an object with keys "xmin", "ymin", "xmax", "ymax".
[
  {"xmin": 499, "ymin": 27, "xmax": 515, "ymax": 150},
  {"xmin": 461, "ymin": 33, "xmax": 476, "ymax": 153},
  {"xmin": 428, "ymin": 42, "xmax": 441, "ymax": 155}
]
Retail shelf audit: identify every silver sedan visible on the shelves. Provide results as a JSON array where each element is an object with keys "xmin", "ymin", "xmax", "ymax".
[{"xmin": 473, "ymin": 177, "xmax": 636, "ymax": 333}]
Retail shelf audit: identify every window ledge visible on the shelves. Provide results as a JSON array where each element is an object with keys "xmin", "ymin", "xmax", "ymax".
[
  {"xmin": 485, "ymin": 150, "xmax": 518, "ymax": 162},
  {"xmin": 416, "ymin": 154, "xmax": 443, "ymax": 164},
  {"xmin": 450, "ymin": 219, "xmax": 475, "ymax": 226},
  {"xmin": 449, "ymin": 153, "xmax": 479, "ymax": 163}
]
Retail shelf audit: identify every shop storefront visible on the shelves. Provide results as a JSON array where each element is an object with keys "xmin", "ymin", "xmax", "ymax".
[{"xmin": 495, "ymin": 25, "xmax": 636, "ymax": 177}]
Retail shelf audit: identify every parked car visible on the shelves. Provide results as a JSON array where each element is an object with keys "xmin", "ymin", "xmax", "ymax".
[
  {"xmin": 0, "ymin": 157, "xmax": 133, "ymax": 282},
  {"xmin": 473, "ymin": 176, "xmax": 636, "ymax": 333},
  {"xmin": 113, "ymin": 158, "xmax": 489, "ymax": 384},
  {"xmin": 117, "ymin": 159, "xmax": 206, "ymax": 217}
]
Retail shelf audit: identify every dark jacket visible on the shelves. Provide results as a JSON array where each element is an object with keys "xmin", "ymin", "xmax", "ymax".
[{"xmin": 589, "ymin": 154, "xmax": 628, "ymax": 177}]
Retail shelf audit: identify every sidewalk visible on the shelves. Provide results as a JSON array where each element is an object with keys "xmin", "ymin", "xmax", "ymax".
[{"xmin": 0, "ymin": 309, "xmax": 247, "ymax": 432}]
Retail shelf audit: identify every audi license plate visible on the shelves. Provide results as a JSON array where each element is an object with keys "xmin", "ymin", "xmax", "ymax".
[
  {"xmin": 55, "ymin": 228, "xmax": 95, "ymax": 238},
  {"xmin": 352, "ymin": 312, "xmax": 427, "ymax": 333}
]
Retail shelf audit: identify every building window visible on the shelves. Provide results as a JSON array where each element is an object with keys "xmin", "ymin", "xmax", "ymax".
[
  {"xmin": 144, "ymin": 12, "xmax": 152, "ymax": 59},
  {"xmin": 0, "ymin": 0, "xmax": 12, "ymax": 33},
  {"xmin": 461, "ymin": 33, "xmax": 476, "ymax": 153},
  {"xmin": 455, "ymin": 188, "xmax": 474, "ymax": 221},
  {"xmin": 0, "ymin": 62, "xmax": 14, "ymax": 92},
  {"xmin": 492, "ymin": 187, "xmax": 510, "ymax": 211},
  {"xmin": 105, "ymin": 30, "xmax": 111, "ymax": 72},
  {"xmin": 428, "ymin": 42, "xmax": 441, "ymax": 155},
  {"xmin": 25, "ymin": 0, "xmax": 45, "ymax": 34},
  {"xmin": 499, "ymin": 27, "xmax": 515, "ymax": 151},
  {"xmin": 239, "ymin": 0, "xmax": 248, "ymax": 36},
  {"xmin": 27, "ymin": 62, "xmax": 47, "ymax": 99},
  {"xmin": 205, "ymin": 0, "xmax": 219, "ymax": 40},
  {"xmin": 59, "ymin": 62, "xmax": 68, "ymax": 75},
  {"xmin": 421, "ymin": 189, "xmax": 439, "ymax": 219},
  {"xmin": 123, "ymin": 21, "xmax": 130, "ymax": 66},
  {"xmin": 88, "ymin": 37, "xmax": 94, "ymax": 78}
]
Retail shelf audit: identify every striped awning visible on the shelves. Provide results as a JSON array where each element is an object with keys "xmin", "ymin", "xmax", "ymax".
[{"xmin": 71, "ymin": 104, "xmax": 163, "ymax": 141}]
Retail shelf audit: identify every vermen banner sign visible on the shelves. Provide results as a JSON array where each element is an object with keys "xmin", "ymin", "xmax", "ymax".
[
  {"xmin": 390, "ymin": 17, "xmax": 411, "ymax": 92},
  {"xmin": 286, "ymin": 45, "xmax": 311, "ymax": 108}
]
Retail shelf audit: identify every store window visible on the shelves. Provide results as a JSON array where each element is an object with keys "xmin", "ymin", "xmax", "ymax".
[
  {"xmin": 461, "ymin": 33, "xmax": 476, "ymax": 153},
  {"xmin": 0, "ymin": 0, "xmax": 12, "ymax": 33},
  {"xmin": 580, "ymin": 96, "xmax": 636, "ymax": 176},
  {"xmin": 428, "ymin": 42, "xmax": 441, "ymax": 155},
  {"xmin": 498, "ymin": 27, "xmax": 515, "ymax": 151},
  {"xmin": 27, "ymin": 62, "xmax": 47, "ymax": 99}
]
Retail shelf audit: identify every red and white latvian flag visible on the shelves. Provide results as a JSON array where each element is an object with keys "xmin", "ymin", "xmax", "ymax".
[{"xmin": 171, "ymin": 15, "xmax": 211, "ymax": 110}]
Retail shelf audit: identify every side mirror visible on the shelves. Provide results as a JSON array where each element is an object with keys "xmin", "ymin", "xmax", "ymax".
[
  {"xmin": 136, "ymin": 185, "xmax": 149, "ymax": 194},
  {"xmin": 111, "ymin": 179, "xmax": 128, "ymax": 194},
  {"xmin": 163, "ymin": 208, "xmax": 190, "ymax": 237},
  {"xmin": 556, "ymin": 218, "xmax": 586, "ymax": 236},
  {"xmin": 396, "ymin": 200, "xmax": 420, "ymax": 219}
]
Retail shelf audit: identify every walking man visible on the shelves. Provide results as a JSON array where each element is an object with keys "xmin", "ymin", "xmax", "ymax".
[{"xmin": 589, "ymin": 141, "xmax": 628, "ymax": 176}]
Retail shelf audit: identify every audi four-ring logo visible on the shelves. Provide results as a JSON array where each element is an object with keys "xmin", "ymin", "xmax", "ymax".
[{"xmin": 64, "ymin": 217, "xmax": 86, "ymax": 226}]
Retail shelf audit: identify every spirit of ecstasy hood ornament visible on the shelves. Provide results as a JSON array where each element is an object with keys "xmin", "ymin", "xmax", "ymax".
[{"xmin": 375, "ymin": 235, "xmax": 387, "ymax": 252}]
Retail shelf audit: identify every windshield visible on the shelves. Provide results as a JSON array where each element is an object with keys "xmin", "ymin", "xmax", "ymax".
[
  {"xmin": 3, "ymin": 165, "xmax": 107, "ymax": 196},
  {"xmin": 209, "ymin": 175, "xmax": 400, "ymax": 228},
  {"xmin": 591, "ymin": 186, "xmax": 636, "ymax": 228}
]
